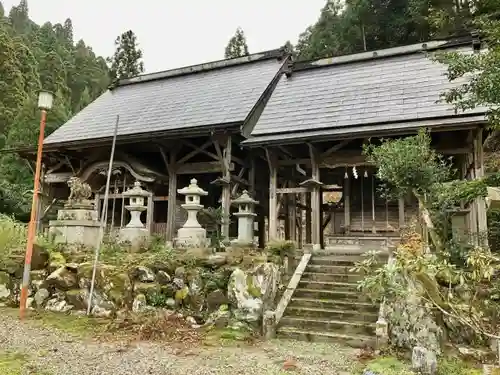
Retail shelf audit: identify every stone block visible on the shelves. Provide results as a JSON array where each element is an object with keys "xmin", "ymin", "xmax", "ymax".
[{"xmin": 49, "ymin": 220, "xmax": 100, "ymax": 248}]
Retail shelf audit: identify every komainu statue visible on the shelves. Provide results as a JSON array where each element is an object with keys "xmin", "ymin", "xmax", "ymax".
[{"xmin": 66, "ymin": 176, "xmax": 92, "ymax": 206}]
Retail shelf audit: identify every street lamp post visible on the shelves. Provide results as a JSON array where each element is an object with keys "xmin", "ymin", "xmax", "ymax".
[{"xmin": 19, "ymin": 91, "xmax": 53, "ymax": 320}]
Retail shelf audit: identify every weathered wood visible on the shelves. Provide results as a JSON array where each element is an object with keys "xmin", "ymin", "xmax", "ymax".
[
  {"xmin": 308, "ymin": 144, "xmax": 321, "ymax": 247},
  {"xmin": 321, "ymin": 140, "xmax": 350, "ymax": 159},
  {"xmin": 176, "ymin": 161, "xmax": 234, "ymax": 175},
  {"xmin": 146, "ymin": 192, "xmax": 154, "ymax": 234},
  {"xmin": 475, "ymin": 128, "xmax": 488, "ymax": 244},
  {"xmin": 266, "ymin": 149, "xmax": 278, "ymax": 241},
  {"xmin": 221, "ymin": 136, "xmax": 232, "ymax": 238},
  {"xmin": 159, "ymin": 146, "xmax": 178, "ymax": 244},
  {"xmin": 276, "ymin": 187, "xmax": 309, "ymax": 194},
  {"xmin": 279, "ymin": 147, "xmax": 474, "ymax": 167},
  {"xmin": 398, "ymin": 197, "xmax": 405, "ymax": 230},
  {"xmin": 289, "ymin": 194, "xmax": 297, "ymax": 241},
  {"xmin": 177, "ymin": 140, "xmax": 215, "ymax": 164},
  {"xmin": 344, "ymin": 175, "xmax": 350, "ymax": 234}
]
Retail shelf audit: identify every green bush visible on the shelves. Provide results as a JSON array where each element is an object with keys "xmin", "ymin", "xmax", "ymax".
[
  {"xmin": 0, "ymin": 214, "xmax": 26, "ymax": 257},
  {"xmin": 265, "ymin": 240, "xmax": 295, "ymax": 258}
]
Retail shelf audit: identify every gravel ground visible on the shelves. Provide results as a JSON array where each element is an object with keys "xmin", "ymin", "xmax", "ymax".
[{"xmin": 0, "ymin": 312, "xmax": 359, "ymax": 375}]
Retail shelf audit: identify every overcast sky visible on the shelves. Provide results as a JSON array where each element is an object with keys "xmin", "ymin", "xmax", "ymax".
[{"xmin": 3, "ymin": 0, "xmax": 326, "ymax": 72}]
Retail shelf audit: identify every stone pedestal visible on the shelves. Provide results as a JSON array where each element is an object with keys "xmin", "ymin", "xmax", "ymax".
[
  {"xmin": 120, "ymin": 181, "xmax": 150, "ymax": 247},
  {"xmin": 175, "ymin": 178, "xmax": 208, "ymax": 248},
  {"xmin": 232, "ymin": 190, "xmax": 258, "ymax": 247},
  {"xmin": 49, "ymin": 203, "xmax": 100, "ymax": 247}
]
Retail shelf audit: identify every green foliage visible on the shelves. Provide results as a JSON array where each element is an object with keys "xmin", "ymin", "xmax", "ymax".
[
  {"xmin": 107, "ymin": 30, "xmax": 144, "ymax": 83},
  {"xmin": 354, "ymin": 229, "xmax": 500, "ymax": 346},
  {"xmin": 436, "ymin": 15, "xmax": 500, "ymax": 130},
  {"xmin": 0, "ymin": 214, "xmax": 26, "ymax": 257},
  {"xmin": 224, "ymin": 27, "xmax": 249, "ymax": 59},
  {"xmin": 361, "ymin": 356, "xmax": 414, "ymax": 375},
  {"xmin": 0, "ymin": 3, "xmax": 109, "ymax": 217},
  {"xmin": 364, "ymin": 130, "xmax": 451, "ymax": 198},
  {"xmin": 265, "ymin": 240, "xmax": 296, "ymax": 258}
]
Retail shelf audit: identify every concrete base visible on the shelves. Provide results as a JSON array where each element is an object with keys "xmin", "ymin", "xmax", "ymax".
[
  {"xmin": 175, "ymin": 227, "xmax": 207, "ymax": 248},
  {"xmin": 49, "ymin": 220, "xmax": 100, "ymax": 248},
  {"xmin": 119, "ymin": 227, "xmax": 150, "ymax": 249}
]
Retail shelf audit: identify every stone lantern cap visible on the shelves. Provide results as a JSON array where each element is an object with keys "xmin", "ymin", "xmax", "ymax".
[
  {"xmin": 232, "ymin": 190, "xmax": 259, "ymax": 206},
  {"xmin": 123, "ymin": 181, "xmax": 149, "ymax": 197},
  {"xmin": 178, "ymin": 178, "xmax": 208, "ymax": 196}
]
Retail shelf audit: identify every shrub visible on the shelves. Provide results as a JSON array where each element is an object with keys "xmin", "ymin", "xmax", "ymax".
[
  {"xmin": 265, "ymin": 240, "xmax": 296, "ymax": 258},
  {"xmin": 0, "ymin": 214, "xmax": 26, "ymax": 257}
]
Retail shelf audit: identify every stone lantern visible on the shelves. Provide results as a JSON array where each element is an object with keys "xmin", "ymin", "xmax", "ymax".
[
  {"xmin": 120, "ymin": 181, "xmax": 150, "ymax": 246},
  {"xmin": 175, "ymin": 178, "xmax": 208, "ymax": 248},
  {"xmin": 232, "ymin": 190, "xmax": 259, "ymax": 247}
]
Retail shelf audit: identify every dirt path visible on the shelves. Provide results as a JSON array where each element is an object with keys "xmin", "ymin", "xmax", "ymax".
[{"xmin": 0, "ymin": 311, "xmax": 359, "ymax": 375}]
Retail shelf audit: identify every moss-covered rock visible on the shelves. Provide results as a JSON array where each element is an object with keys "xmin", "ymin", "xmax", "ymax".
[
  {"xmin": 46, "ymin": 266, "xmax": 78, "ymax": 290},
  {"xmin": 48, "ymin": 251, "xmax": 66, "ymax": 272},
  {"xmin": 0, "ymin": 271, "xmax": 12, "ymax": 305}
]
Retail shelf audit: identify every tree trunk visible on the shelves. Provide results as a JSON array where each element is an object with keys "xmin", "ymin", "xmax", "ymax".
[{"xmin": 413, "ymin": 190, "xmax": 444, "ymax": 253}]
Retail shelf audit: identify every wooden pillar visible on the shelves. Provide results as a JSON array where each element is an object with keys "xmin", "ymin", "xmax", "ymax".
[
  {"xmin": 474, "ymin": 128, "xmax": 488, "ymax": 244},
  {"xmin": 266, "ymin": 149, "xmax": 278, "ymax": 241},
  {"xmin": 305, "ymin": 193, "xmax": 312, "ymax": 244},
  {"xmin": 398, "ymin": 197, "xmax": 405, "ymax": 231},
  {"xmin": 146, "ymin": 192, "xmax": 154, "ymax": 234},
  {"xmin": 309, "ymin": 144, "xmax": 321, "ymax": 247},
  {"xmin": 221, "ymin": 137, "xmax": 232, "ymax": 239},
  {"xmin": 289, "ymin": 194, "xmax": 297, "ymax": 242},
  {"xmin": 162, "ymin": 148, "xmax": 178, "ymax": 245},
  {"xmin": 344, "ymin": 175, "xmax": 350, "ymax": 234}
]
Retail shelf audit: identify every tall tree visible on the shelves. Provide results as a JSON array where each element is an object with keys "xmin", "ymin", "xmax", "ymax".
[
  {"xmin": 8, "ymin": 0, "xmax": 29, "ymax": 33},
  {"xmin": 224, "ymin": 27, "xmax": 249, "ymax": 58},
  {"xmin": 107, "ymin": 30, "xmax": 145, "ymax": 82},
  {"xmin": 0, "ymin": 1, "xmax": 4, "ymax": 18}
]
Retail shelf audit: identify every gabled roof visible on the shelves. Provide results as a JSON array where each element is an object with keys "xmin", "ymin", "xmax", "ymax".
[
  {"xmin": 44, "ymin": 49, "xmax": 287, "ymax": 146},
  {"xmin": 244, "ymin": 38, "xmax": 486, "ymax": 146}
]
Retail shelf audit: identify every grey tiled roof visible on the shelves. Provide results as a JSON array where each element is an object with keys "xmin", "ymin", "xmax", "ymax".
[
  {"xmin": 45, "ymin": 55, "xmax": 284, "ymax": 145},
  {"xmin": 249, "ymin": 46, "xmax": 485, "ymax": 140}
]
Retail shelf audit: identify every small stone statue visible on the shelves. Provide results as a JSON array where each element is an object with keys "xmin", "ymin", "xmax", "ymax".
[{"xmin": 67, "ymin": 177, "xmax": 92, "ymax": 205}]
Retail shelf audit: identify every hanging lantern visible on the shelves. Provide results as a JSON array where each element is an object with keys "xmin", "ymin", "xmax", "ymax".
[
  {"xmin": 352, "ymin": 166, "xmax": 358, "ymax": 179},
  {"xmin": 344, "ymin": 167, "xmax": 348, "ymax": 179},
  {"xmin": 364, "ymin": 170, "xmax": 368, "ymax": 178}
]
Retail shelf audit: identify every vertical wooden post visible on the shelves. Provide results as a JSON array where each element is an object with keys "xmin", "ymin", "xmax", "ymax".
[
  {"xmin": 305, "ymin": 193, "xmax": 312, "ymax": 244},
  {"xmin": 371, "ymin": 174, "xmax": 376, "ymax": 234},
  {"xmin": 475, "ymin": 128, "xmax": 488, "ymax": 245},
  {"xmin": 289, "ymin": 194, "xmax": 297, "ymax": 242},
  {"xmin": 163, "ymin": 148, "xmax": 178, "ymax": 245},
  {"xmin": 344, "ymin": 175, "xmax": 350, "ymax": 234},
  {"xmin": 146, "ymin": 192, "xmax": 154, "ymax": 234},
  {"xmin": 221, "ymin": 136, "xmax": 232, "ymax": 239},
  {"xmin": 249, "ymin": 157, "xmax": 256, "ymax": 194},
  {"xmin": 309, "ymin": 144, "xmax": 321, "ymax": 247},
  {"xmin": 398, "ymin": 197, "xmax": 405, "ymax": 231},
  {"xmin": 266, "ymin": 149, "xmax": 278, "ymax": 242}
]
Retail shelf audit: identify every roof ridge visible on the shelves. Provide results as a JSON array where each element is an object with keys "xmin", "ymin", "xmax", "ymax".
[
  {"xmin": 290, "ymin": 35, "xmax": 475, "ymax": 74},
  {"xmin": 115, "ymin": 47, "xmax": 287, "ymax": 88}
]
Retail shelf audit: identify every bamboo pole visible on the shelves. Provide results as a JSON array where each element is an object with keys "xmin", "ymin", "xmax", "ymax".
[{"xmin": 87, "ymin": 115, "xmax": 119, "ymax": 315}]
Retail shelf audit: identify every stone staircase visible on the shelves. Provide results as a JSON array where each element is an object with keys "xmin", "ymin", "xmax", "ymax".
[{"xmin": 277, "ymin": 245, "xmax": 389, "ymax": 347}]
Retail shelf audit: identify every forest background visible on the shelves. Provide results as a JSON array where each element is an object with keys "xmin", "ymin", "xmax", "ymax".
[{"xmin": 0, "ymin": 0, "xmax": 497, "ymax": 220}]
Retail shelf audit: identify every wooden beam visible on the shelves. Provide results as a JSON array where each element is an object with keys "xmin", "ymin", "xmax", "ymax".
[
  {"xmin": 277, "ymin": 187, "xmax": 309, "ymax": 194},
  {"xmin": 177, "ymin": 140, "xmax": 214, "ymax": 164},
  {"xmin": 321, "ymin": 140, "xmax": 350, "ymax": 159},
  {"xmin": 177, "ymin": 161, "xmax": 234, "ymax": 175},
  {"xmin": 221, "ymin": 136, "xmax": 232, "ymax": 238},
  {"xmin": 159, "ymin": 146, "xmax": 178, "ymax": 244}
]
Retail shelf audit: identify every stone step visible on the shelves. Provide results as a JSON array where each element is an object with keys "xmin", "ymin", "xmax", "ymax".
[
  {"xmin": 302, "ymin": 271, "xmax": 364, "ymax": 283},
  {"xmin": 308, "ymin": 256, "xmax": 363, "ymax": 266},
  {"xmin": 288, "ymin": 298, "xmax": 378, "ymax": 313},
  {"xmin": 298, "ymin": 280, "xmax": 359, "ymax": 292},
  {"xmin": 305, "ymin": 264, "xmax": 362, "ymax": 275},
  {"xmin": 279, "ymin": 316, "xmax": 376, "ymax": 336},
  {"xmin": 293, "ymin": 288, "xmax": 368, "ymax": 301},
  {"xmin": 276, "ymin": 326, "xmax": 376, "ymax": 348},
  {"xmin": 284, "ymin": 306, "xmax": 378, "ymax": 322}
]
